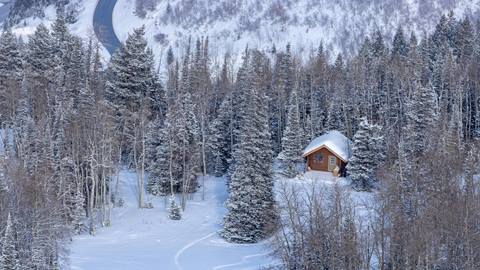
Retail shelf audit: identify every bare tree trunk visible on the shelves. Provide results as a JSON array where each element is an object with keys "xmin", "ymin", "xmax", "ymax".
[
  {"xmin": 88, "ymin": 150, "xmax": 96, "ymax": 235},
  {"xmin": 181, "ymin": 137, "xmax": 187, "ymax": 210},
  {"xmin": 201, "ymin": 113, "xmax": 207, "ymax": 201},
  {"xmin": 113, "ymin": 123, "xmax": 125, "ymax": 205}
]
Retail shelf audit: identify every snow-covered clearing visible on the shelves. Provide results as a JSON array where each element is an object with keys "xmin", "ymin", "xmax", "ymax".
[
  {"xmin": 70, "ymin": 168, "xmax": 375, "ymax": 270},
  {"xmin": 282, "ymin": 171, "xmax": 375, "ymax": 222},
  {"xmin": 70, "ymin": 171, "xmax": 277, "ymax": 270}
]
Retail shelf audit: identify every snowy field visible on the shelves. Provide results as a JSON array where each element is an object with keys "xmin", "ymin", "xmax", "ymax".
[{"xmin": 70, "ymin": 171, "xmax": 277, "ymax": 270}]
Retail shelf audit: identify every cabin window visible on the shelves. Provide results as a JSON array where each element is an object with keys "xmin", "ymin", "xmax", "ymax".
[{"xmin": 313, "ymin": 153, "xmax": 324, "ymax": 163}]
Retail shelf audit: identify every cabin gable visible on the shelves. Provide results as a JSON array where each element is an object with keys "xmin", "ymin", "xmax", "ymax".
[
  {"xmin": 302, "ymin": 130, "xmax": 351, "ymax": 176},
  {"xmin": 305, "ymin": 146, "xmax": 346, "ymax": 173}
]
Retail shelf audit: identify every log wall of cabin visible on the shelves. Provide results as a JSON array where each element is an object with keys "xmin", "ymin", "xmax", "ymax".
[{"xmin": 306, "ymin": 147, "xmax": 346, "ymax": 172}]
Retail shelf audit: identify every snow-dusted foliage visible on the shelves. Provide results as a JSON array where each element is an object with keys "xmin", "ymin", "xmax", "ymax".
[
  {"xmin": 222, "ymin": 50, "xmax": 276, "ymax": 244},
  {"xmin": 0, "ymin": 213, "xmax": 19, "ymax": 270},
  {"xmin": 347, "ymin": 118, "xmax": 385, "ymax": 191},
  {"xmin": 168, "ymin": 196, "xmax": 182, "ymax": 220},
  {"xmin": 278, "ymin": 89, "xmax": 304, "ymax": 177}
]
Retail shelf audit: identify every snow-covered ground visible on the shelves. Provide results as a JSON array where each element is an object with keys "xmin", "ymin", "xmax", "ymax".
[
  {"xmin": 282, "ymin": 171, "xmax": 375, "ymax": 220},
  {"xmin": 70, "ymin": 171, "xmax": 277, "ymax": 270},
  {"xmin": 70, "ymin": 168, "xmax": 375, "ymax": 270}
]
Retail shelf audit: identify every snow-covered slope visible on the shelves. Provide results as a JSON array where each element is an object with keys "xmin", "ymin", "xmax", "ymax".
[
  {"xmin": 9, "ymin": 0, "xmax": 110, "ymax": 60},
  {"xmin": 70, "ymin": 171, "xmax": 277, "ymax": 270},
  {"xmin": 113, "ymin": 0, "xmax": 480, "ymax": 63}
]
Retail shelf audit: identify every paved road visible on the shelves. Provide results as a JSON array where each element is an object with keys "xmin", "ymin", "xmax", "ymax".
[{"xmin": 93, "ymin": 0, "xmax": 121, "ymax": 55}]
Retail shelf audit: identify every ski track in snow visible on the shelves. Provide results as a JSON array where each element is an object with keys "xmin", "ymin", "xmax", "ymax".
[
  {"xmin": 211, "ymin": 251, "xmax": 273, "ymax": 270},
  {"xmin": 70, "ymin": 171, "xmax": 276, "ymax": 270},
  {"xmin": 174, "ymin": 232, "xmax": 218, "ymax": 270}
]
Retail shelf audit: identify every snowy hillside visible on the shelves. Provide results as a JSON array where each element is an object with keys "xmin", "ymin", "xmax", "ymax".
[
  {"xmin": 113, "ymin": 0, "xmax": 480, "ymax": 62},
  {"xmin": 8, "ymin": 0, "xmax": 110, "ymax": 58}
]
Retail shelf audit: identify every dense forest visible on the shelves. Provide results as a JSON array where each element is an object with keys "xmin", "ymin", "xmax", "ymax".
[{"xmin": 0, "ymin": 10, "xmax": 479, "ymax": 269}]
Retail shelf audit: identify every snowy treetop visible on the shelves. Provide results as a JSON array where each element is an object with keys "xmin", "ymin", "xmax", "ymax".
[{"xmin": 302, "ymin": 130, "xmax": 351, "ymax": 162}]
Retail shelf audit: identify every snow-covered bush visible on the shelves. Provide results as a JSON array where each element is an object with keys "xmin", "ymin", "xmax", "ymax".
[{"xmin": 168, "ymin": 197, "xmax": 182, "ymax": 220}]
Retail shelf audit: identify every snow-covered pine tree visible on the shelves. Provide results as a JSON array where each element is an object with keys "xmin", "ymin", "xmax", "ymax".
[
  {"xmin": 168, "ymin": 196, "xmax": 182, "ymax": 220},
  {"xmin": 105, "ymin": 26, "xmax": 158, "ymax": 148},
  {"xmin": 347, "ymin": 117, "xmax": 384, "ymax": 191},
  {"xmin": 278, "ymin": 89, "xmax": 303, "ymax": 178},
  {"xmin": 24, "ymin": 24, "xmax": 58, "ymax": 121},
  {"xmin": 396, "ymin": 137, "xmax": 416, "ymax": 219},
  {"xmin": 70, "ymin": 182, "xmax": 86, "ymax": 234},
  {"xmin": 208, "ymin": 95, "xmax": 233, "ymax": 176},
  {"xmin": 392, "ymin": 27, "xmax": 409, "ymax": 58},
  {"xmin": 270, "ymin": 44, "xmax": 294, "ymax": 154},
  {"xmin": 64, "ymin": 36, "xmax": 87, "ymax": 104},
  {"xmin": 0, "ymin": 30, "xmax": 23, "ymax": 123},
  {"xmin": 326, "ymin": 55, "xmax": 347, "ymax": 133},
  {"xmin": 403, "ymin": 85, "xmax": 438, "ymax": 159},
  {"xmin": 222, "ymin": 50, "xmax": 275, "ymax": 243},
  {"xmin": 225, "ymin": 49, "xmax": 251, "ymax": 182},
  {"xmin": 1, "ymin": 213, "xmax": 19, "ymax": 270},
  {"xmin": 147, "ymin": 91, "xmax": 199, "ymax": 197},
  {"xmin": 249, "ymin": 50, "xmax": 276, "ymax": 229},
  {"xmin": 147, "ymin": 117, "xmax": 173, "ymax": 195},
  {"xmin": 106, "ymin": 26, "xmax": 161, "ymax": 208}
]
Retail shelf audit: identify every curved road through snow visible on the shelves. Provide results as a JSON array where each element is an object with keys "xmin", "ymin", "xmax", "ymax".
[{"xmin": 93, "ymin": 0, "xmax": 121, "ymax": 55}]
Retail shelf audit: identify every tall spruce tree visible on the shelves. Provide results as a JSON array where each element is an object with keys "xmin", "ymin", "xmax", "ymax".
[
  {"xmin": 278, "ymin": 89, "xmax": 303, "ymax": 177},
  {"xmin": 403, "ymin": 85, "xmax": 438, "ymax": 158},
  {"xmin": 347, "ymin": 117, "xmax": 384, "ymax": 191},
  {"xmin": 222, "ymin": 51, "xmax": 275, "ymax": 243},
  {"xmin": 0, "ymin": 30, "xmax": 23, "ymax": 123},
  {"xmin": 208, "ymin": 95, "xmax": 233, "ymax": 176}
]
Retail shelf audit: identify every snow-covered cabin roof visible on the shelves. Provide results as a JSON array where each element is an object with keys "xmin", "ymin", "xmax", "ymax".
[{"xmin": 302, "ymin": 131, "xmax": 352, "ymax": 162}]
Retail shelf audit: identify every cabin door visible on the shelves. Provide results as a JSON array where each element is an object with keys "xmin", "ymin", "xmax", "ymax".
[{"xmin": 328, "ymin": 156, "xmax": 337, "ymax": 172}]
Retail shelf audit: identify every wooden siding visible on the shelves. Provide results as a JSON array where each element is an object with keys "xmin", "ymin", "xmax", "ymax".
[{"xmin": 306, "ymin": 147, "xmax": 346, "ymax": 173}]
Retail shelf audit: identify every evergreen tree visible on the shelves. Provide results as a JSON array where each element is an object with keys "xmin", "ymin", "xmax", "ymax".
[
  {"xmin": 270, "ymin": 44, "xmax": 293, "ymax": 154},
  {"xmin": 168, "ymin": 196, "xmax": 181, "ymax": 220},
  {"xmin": 147, "ymin": 113, "xmax": 176, "ymax": 195},
  {"xmin": 70, "ymin": 183, "xmax": 86, "ymax": 234},
  {"xmin": 208, "ymin": 95, "xmax": 233, "ymax": 176},
  {"xmin": 1, "ymin": 213, "xmax": 19, "ymax": 270},
  {"xmin": 105, "ymin": 26, "xmax": 159, "ymax": 153},
  {"xmin": 222, "ymin": 52, "xmax": 275, "ymax": 243},
  {"xmin": 0, "ymin": 30, "xmax": 23, "ymax": 122},
  {"xmin": 147, "ymin": 92, "xmax": 199, "ymax": 195},
  {"xmin": 347, "ymin": 118, "xmax": 384, "ymax": 191},
  {"xmin": 392, "ymin": 27, "xmax": 409, "ymax": 58},
  {"xmin": 278, "ymin": 89, "xmax": 303, "ymax": 177},
  {"xmin": 147, "ymin": 117, "xmax": 173, "ymax": 195},
  {"xmin": 403, "ymin": 85, "xmax": 438, "ymax": 158},
  {"xmin": 24, "ymin": 24, "xmax": 59, "ymax": 120}
]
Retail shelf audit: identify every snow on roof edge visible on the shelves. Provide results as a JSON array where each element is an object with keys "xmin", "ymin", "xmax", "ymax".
[{"xmin": 302, "ymin": 130, "xmax": 351, "ymax": 162}]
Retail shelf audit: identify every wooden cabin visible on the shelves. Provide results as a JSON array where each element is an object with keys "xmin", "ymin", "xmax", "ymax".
[{"xmin": 302, "ymin": 131, "xmax": 351, "ymax": 176}]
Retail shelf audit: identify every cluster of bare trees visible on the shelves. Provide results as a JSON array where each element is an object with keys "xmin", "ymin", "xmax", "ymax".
[{"xmin": 0, "ymin": 15, "xmax": 120, "ymax": 268}]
